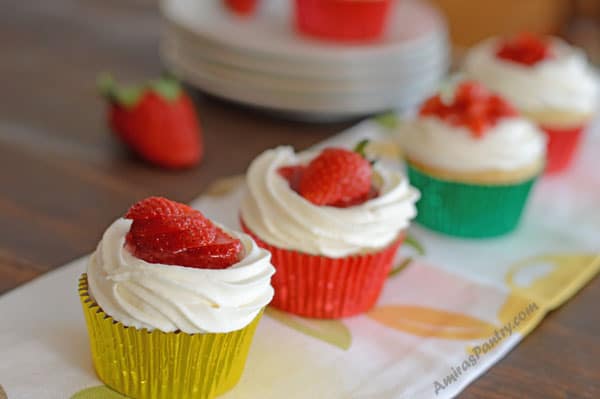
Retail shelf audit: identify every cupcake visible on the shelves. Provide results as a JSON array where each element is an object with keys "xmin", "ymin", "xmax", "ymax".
[
  {"xmin": 294, "ymin": 0, "xmax": 393, "ymax": 42},
  {"xmin": 80, "ymin": 197, "xmax": 275, "ymax": 399},
  {"xmin": 240, "ymin": 144, "xmax": 419, "ymax": 319},
  {"xmin": 463, "ymin": 32, "xmax": 599, "ymax": 174},
  {"xmin": 400, "ymin": 81, "xmax": 547, "ymax": 238}
]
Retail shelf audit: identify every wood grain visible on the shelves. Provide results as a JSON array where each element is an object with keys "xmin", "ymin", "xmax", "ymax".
[{"xmin": 0, "ymin": 1, "xmax": 598, "ymax": 398}]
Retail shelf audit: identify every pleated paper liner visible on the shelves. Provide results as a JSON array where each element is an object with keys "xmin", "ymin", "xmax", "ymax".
[
  {"xmin": 407, "ymin": 163, "xmax": 538, "ymax": 238},
  {"xmin": 540, "ymin": 124, "xmax": 585, "ymax": 174},
  {"xmin": 78, "ymin": 274, "xmax": 263, "ymax": 399},
  {"xmin": 241, "ymin": 220, "xmax": 403, "ymax": 319}
]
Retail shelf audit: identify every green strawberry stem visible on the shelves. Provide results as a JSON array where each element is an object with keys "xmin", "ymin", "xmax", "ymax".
[
  {"xmin": 353, "ymin": 139, "xmax": 370, "ymax": 158},
  {"xmin": 97, "ymin": 73, "xmax": 118, "ymax": 101},
  {"xmin": 353, "ymin": 139, "xmax": 378, "ymax": 166},
  {"xmin": 97, "ymin": 73, "xmax": 143, "ymax": 107},
  {"xmin": 97, "ymin": 73, "xmax": 182, "ymax": 107},
  {"xmin": 160, "ymin": 69, "xmax": 178, "ymax": 82},
  {"xmin": 149, "ymin": 75, "xmax": 181, "ymax": 101}
]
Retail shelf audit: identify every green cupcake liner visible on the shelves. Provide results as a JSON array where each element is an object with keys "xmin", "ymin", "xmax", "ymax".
[{"xmin": 407, "ymin": 163, "xmax": 538, "ymax": 238}]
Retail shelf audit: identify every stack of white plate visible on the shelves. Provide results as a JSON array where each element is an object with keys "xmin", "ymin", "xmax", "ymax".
[{"xmin": 160, "ymin": 0, "xmax": 450, "ymax": 121}]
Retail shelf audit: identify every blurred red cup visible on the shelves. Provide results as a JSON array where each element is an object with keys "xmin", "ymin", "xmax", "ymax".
[
  {"xmin": 294, "ymin": 0, "xmax": 393, "ymax": 42},
  {"xmin": 541, "ymin": 124, "xmax": 586, "ymax": 174},
  {"xmin": 224, "ymin": 0, "xmax": 259, "ymax": 16}
]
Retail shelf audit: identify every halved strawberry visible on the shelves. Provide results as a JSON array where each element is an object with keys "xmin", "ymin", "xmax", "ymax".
[
  {"xmin": 127, "ymin": 216, "xmax": 216, "ymax": 252},
  {"xmin": 175, "ymin": 228, "xmax": 243, "ymax": 269},
  {"xmin": 125, "ymin": 196, "xmax": 197, "ymax": 220},
  {"xmin": 124, "ymin": 197, "xmax": 242, "ymax": 269}
]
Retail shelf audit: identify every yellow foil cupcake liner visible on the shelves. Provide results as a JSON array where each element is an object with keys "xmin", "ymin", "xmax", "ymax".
[{"xmin": 78, "ymin": 274, "xmax": 263, "ymax": 399}]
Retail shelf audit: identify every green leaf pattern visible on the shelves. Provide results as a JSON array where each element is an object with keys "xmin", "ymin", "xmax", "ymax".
[
  {"xmin": 266, "ymin": 307, "xmax": 352, "ymax": 350},
  {"xmin": 71, "ymin": 386, "xmax": 128, "ymax": 399}
]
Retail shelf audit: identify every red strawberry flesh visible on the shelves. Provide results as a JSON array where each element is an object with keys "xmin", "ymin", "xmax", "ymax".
[
  {"xmin": 277, "ymin": 147, "xmax": 377, "ymax": 207},
  {"xmin": 124, "ymin": 197, "xmax": 242, "ymax": 269},
  {"xmin": 419, "ymin": 81, "xmax": 519, "ymax": 137},
  {"xmin": 125, "ymin": 196, "xmax": 198, "ymax": 220},
  {"xmin": 102, "ymin": 75, "xmax": 203, "ymax": 169},
  {"xmin": 127, "ymin": 217, "xmax": 216, "ymax": 252},
  {"xmin": 329, "ymin": 185, "xmax": 379, "ymax": 208},
  {"xmin": 496, "ymin": 32, "xmax": 554, "ymax": 66},
  {"xmin": 277, "ymin": 165, "xmax": 305, "ymax": 192},
  {"xmin": 174, "ymin": 228, "xmax": 244, "ymax": 269}
]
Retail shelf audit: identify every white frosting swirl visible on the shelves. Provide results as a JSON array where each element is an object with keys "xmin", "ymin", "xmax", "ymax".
[
  {"xmin": 240, "ymin": 146, "xmax": 420, "ymax": 258},
  {"xmin": 400, "ymin": 116, "xmax": 546, "ymax": 172},
  {"xmin": 463, "ymin": 38, "xmax": 599, "ymax": 114},
  {"xmin": 87, "ymin": 218, "xmax": 275, "ymax": 334}
]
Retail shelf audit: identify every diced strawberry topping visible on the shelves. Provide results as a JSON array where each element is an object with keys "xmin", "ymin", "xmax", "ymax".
[
  {"xmin": 496, "ymin": 32, "xmax": 554, "ymax": 66},
  {"xmin": 419, "ymin": 81, "xmax": 519, "ymax": 137}
]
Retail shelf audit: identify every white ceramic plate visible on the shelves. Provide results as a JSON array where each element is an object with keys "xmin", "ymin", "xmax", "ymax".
[
  {"xmin": 160, "ymin": 0, "xmax": 449, "ymax": 119},
  {"xmin": 162, "ymin": 39, "xmax": 449, "ymax": 92},
  {"xmin": 160, "ymin": 0, "xmax": 448, "ymax": 63},
  {"xmin": 165, "ymin": 50, "xmax": 442, "ymax": 115},
  {"xmin": 161, "ymin": 23, "xmax": 449, "ymax": 80}
]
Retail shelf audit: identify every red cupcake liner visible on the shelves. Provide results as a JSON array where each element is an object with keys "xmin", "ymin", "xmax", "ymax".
[
  {"xmin": 541, "ymin": 124, "xmax": 585, "ymax": 174},
  {"xmin": 224, "ymin": 0, "xmax": 259, "ymax": 16},
  {"xmin": 241, "ymin": 219, "xmax": 403, "ymax": 319},
  {"xmin": 294, "ymin": 0, "xmax": 393, "ymax": 42}
]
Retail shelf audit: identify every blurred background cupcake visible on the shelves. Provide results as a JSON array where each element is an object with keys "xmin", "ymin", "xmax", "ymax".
[
  {"xmin": 399, "ymin": 80, "xmax": 547, "ymax": 238},
  {"xmin": 163, "ymin": 0, "xmax": 599, "ymax": 122},
  {"xmin": 462, "ymin": 32, "xmax": 599, "ymax": 174},
  {"xmin": 294, "ymin": 0, "xmax": 394, "ymax": 42},
  {"xmin": 162, "ymin": 0, "xmax": 450, "ymax": 121}
]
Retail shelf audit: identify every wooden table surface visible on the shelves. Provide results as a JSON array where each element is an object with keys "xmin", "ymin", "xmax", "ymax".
[{"xmin": 1, "ymin": 1, "xmax": 598, "ymax": 398}]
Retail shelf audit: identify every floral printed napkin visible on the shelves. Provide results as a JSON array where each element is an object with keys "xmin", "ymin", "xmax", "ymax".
[{"xmin": 0, "ymin": 117, "xmax": 598, "ymax": 399}]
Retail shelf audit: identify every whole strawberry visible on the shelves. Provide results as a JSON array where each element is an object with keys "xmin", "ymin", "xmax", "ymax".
[
  {"xmin": 99, "ymin": 74, "xmax": 203, "ymax": 169},
  {"xmin": 298, "ymin": 146, "xmax": 373, "ymax": 207}
]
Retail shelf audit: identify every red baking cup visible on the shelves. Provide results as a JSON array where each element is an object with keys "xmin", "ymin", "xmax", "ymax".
[
  {"xmin": 294, "ymin": 0, "xmax": 393, "ymax": 42},
  {"xmin": 224, "ymin": 0, "xmax": 259, "ymax": 16},
  {"xmin": 541, "ymin": 124, "xmax": 585, "ymax": 174},
  {"xmin": 241, "ymin": 219, "xmax": 403, "ymax": 319}
]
